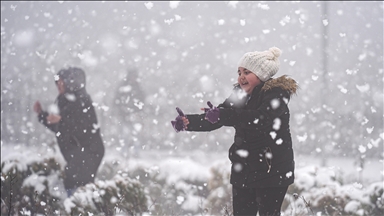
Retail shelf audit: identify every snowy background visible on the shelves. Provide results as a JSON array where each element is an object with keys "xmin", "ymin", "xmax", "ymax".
[{"xmin": 1, "ymin": 1, "xmax": 383, "ymax": 215}]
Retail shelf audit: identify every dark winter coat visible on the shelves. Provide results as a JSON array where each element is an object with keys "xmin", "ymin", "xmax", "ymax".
[
  {"xmin": 186, "ymin": 75, "xmax": 298, "ymax": 188},
  {"xmin": 38, "ymin": 67, "xmax": 105, "ymax": 189}
]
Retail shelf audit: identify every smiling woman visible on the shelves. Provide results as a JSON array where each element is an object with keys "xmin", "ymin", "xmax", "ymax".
[{"xmin": 171, "ymin": 47, "xmax": 299, "ymax": 216}]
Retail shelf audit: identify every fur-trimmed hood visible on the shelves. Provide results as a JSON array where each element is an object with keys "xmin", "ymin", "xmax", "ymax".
[{"xmin": 262, "ymin": 75, "xmax": 298, "ymax": 95}]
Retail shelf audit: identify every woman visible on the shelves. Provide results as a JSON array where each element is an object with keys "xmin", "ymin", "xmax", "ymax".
[
  {"xmin": 33, "ymin": 67, "xmax": 105, "ymax": 197},
  {"xmin": 171, "ymin": 47, "xmax": 298, "ymax": 215}
]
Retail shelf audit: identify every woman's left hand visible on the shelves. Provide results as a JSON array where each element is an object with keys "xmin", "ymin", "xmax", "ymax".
[
  {"xmin": 46, "ymin": 114, "xmax": 61, "ymax": 124},
  {"xmin": 204, "ymin": 101, "xmax": 220, "ymax": 124}
]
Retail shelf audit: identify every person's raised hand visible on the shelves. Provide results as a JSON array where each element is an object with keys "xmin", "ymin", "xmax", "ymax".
[
  {"xmin": 204, "ymin": 101, "xmax": 220, "ymax": 124},
  {"xmin": 46, "ymin": 114, "xmax": 61, "ymax": 124},
  {"xmin": 171, "ymin": 107, "xmax": 189, "ymax": 132},
  {"xmin": 33, "ymin": 101, "xmax": 42, "ymax": 114}
]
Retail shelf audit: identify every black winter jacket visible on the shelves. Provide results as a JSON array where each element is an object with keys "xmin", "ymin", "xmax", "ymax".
[
  {"xmin": 38, "ymin": 68, "xmax": 104, "ymax": 189},
  {"xmin": 186, "ymin": 75, "xmax": 298, "ymax": 188}
]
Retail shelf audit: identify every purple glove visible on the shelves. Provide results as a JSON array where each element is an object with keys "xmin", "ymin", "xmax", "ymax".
[
  {"xmin": 204, "ymin": 101, "xmax": 220, "ymax": 124},
  {"xmin": 171, "ymin": 107, "xmax": 186, "ymax": 132}
]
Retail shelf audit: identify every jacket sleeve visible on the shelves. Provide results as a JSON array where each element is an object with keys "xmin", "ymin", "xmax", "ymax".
[
  {"xmin": 37, "ymin": 111, "xmax": 59, "ymax": 133},
  {"xmin": 185, "ymin": 113, "xmax": 223, "ymax": 132},
  {"xmin": 219, "ymin": 88, "xmax": 290, "ymax": 130}
]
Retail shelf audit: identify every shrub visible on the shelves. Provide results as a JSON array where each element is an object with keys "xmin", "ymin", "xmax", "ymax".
[
  {"xmin": 130, "ymin": 166, "xmax": 208, "ymax": 216},
  {"xmin": 204, "ymin": 161, "xmax": 232, "ymax": 215},
  {"xmin": 64, "ymin": 173, "xmax": 147, "ymax": 215},
  {"xmin": 283, "ymin": 166, "xmax": 384, "ymax": 216},
  {"xmin": 97, "ymin": 156, "xmax": 213, "ymax": 215},
  {"xmin": 1, "ymin": 157, "xmax": 64, "ymax": 215}
]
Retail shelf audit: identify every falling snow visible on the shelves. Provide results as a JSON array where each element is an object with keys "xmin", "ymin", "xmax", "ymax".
[{"xmin": 1, "ymin": 1, "xmax": 383, "ymax": 215}]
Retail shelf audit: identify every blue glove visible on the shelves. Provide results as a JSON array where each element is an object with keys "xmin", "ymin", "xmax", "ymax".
[
  {"xmin": 171, "ymin": 107, "xmax": 186, "ymax": 132},
  {"xmin": 204, "ymin": 101, "xmax": 220, "ymax": 124}
]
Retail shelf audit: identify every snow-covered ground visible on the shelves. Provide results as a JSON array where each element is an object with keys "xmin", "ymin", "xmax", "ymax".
[
  {"xmin": 1, "ymin": 142, "xmax": 383, "ymax": 215},
  {"xmin": 2, "ymin": 143, "xmax": 382, "ymax": 186},
  {"xmin": 117, "ymin": 149, "xmax": 383, "ymax": 184}
]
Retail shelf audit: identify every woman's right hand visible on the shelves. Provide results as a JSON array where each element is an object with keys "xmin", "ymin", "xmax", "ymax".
[{"xmin": 33, "ymin": 101, "xmax": 42, "ymax": 114}]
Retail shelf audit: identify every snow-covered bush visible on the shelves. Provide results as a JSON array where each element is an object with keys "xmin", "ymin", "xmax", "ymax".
[
  {"xmin": 365, "ymin": 182, "xmax": 384, "ymax": 215},
  {"xmin": 287, "ymin": 165, "xmax": 343, "ymax": 194},
  {"xmin": 204, "ymin": 161, "xmax": 232, "ymax": 215},
  {"xmin": 130, "ymin": 159, "xmax": 210, "ymax": 215},
  {"xmin": 1, "ymin": 157, "xmax": 64, "ymax": 215},
  {"xmin": 1, "ymin": 144, "xmax": 382, "ymax": 215},
  {"xmin": 1, "ymin": 151, "xmax": 149, "ymax": 216},
  {"xmin": 64, "ymin": 173, "xmax": 147, "ymax": 215},
  {"xmin": 97, "ymin": 155, "xmax": 215, "ymax": 215},
  {"xmin": 283, "ymin": 166, "xmax": 384, "ymax": 216}
]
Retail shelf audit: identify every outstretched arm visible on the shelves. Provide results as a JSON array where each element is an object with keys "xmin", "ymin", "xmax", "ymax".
[
  {"xmin": 170, "ymin": 106, "xmax": 223, "ymax": 132},
  {"xmin": 185, "ymin": 113, "xmax": 223, "ymax": 132}
]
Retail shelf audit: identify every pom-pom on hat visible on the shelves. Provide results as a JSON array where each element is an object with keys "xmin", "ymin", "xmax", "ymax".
[{"xmin": 238, "ymin": 47, "xmax": 282, "ymax": 82}]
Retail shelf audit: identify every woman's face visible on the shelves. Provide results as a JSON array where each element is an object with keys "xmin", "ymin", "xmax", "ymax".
[
  {"xmin": 237, "ymin": 67, "xmax": 261, "ymax": 94},
  {"xmin": 56, "ymin": 78, "xmax": 65, "ymax": 94}
]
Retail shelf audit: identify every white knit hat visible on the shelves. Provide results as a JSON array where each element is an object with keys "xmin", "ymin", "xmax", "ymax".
[{"xmin": 237, "ymin": 47, "xmax": 282, "ymax": 82}]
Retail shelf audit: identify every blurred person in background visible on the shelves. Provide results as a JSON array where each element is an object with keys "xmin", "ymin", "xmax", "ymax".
[
  {"xmin": 33, "ymin": 67, "xmax": 105, "ymax": 197},
  {"xmin": 171, "ymin": 47, "xmax": 298, "ymax": 216},
  {"xmin": 113, "ymin": 68, "xmax": 146, "ymax": 158}
]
